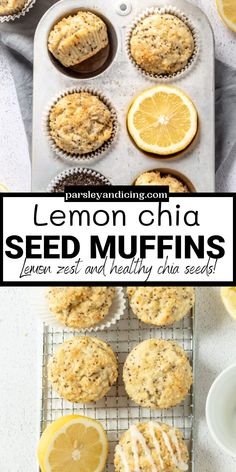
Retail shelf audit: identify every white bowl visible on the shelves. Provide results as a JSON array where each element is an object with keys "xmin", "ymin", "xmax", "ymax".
[{"xmin": 206, "ymin": 363, "xmax": 236, "ymax": 457}]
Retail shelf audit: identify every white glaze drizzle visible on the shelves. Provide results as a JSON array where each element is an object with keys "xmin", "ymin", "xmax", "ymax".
[
  {"xmin": 130, "ymin": 425, "xmax": 141, "ymax": 472},
  {"xmin": 148, "ymin": 422, "xmax": 164, "ymax": 469},
  {"xmin": 116, "ymin": 421, "xmax": 188, "ymax": 472},
  {"xmin": 168, "ymin": 429, "xmax": 188, "ymax": 471},
  {"xmin": 154, "ymin": 422, "xmax": 188, "ymax": 472},
  {"xmin": 115, "ymin": 444, "xmax": 130, "ymax": 472},
  {"xmin": 131, "ymin": 425, "xmax": 157, "ymax": 472}
]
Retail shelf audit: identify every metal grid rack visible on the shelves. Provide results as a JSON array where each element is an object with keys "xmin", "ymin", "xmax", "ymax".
[{"xmin": 40, "ymin": 303, "xmax": 194, "ymax": 471}]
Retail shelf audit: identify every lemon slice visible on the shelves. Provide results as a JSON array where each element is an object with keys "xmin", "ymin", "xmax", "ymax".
[
  {"xmin": 0, "ymin": 183, "xmax": 9, "ymax": 192},
  {"xmin": 220, "ymin": 287, "xmax": 236, "ymax": 319},
  {"xmin": 38, "ymin": 415, "xmax": 108, "ymax": 472},
  {"xmin": 216, "ymin": 0, "xmax": 236, "ymax": 32},
  {"xmin": 127, "ymin": 85, "xmax": 198, "ymax": 155}
]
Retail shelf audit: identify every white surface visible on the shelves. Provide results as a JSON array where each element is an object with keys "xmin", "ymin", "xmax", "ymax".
[
  {"xmin": 0, "ymin": 45, "xmax": 30, "ymax": 192},
  {"xmin": 206, "ymin": 363, "xmax": 236, "ymax": 457},
  {"xmin": 0, "ymin": 288, "xmax": 41, "ymax": 472},
  {"xmin": 1, "ymin": 288, "xmax": 236, "ymax": 471},
  {"xmin": 195, "ymin": 288, "xmax": 236, "ymax": 472}
]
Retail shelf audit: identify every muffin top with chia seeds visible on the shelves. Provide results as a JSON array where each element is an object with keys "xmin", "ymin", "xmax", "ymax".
[
  {"xmin": 49, "ymin": 92, "xmax": 113, "ymax": 155},
  {"xmin": 48, "ymin": 336, "xmax": 118, "ymax": 403},
  {"xmin": 48, "ymin": 11, "xmax": 109, "ymax": 68},
  {"xmin": 46, "ymin": 286, "xmax": 116, "ymax": 329},
  {"xmin": 134, "ymin": 171, "xmax": 190, "ymax": 192},
  {"xmin": 130, "ymin": 13, "xmax": 194, "ymax": 75},
  {"xmin": 0, "ymin": 0, "xmax": 26, "ymax": 15},
  {"xmin": 123, "ymin": 338, "xmax": 193, "ymax": 409}
]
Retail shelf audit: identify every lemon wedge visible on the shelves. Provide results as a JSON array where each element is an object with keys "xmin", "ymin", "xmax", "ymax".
[
  {"xmin": 37, "ymin": 415, "xmax": 108, "ymax": 472},
  {"xmin": 216, "ymin": 0, "xmax": 236, "ymax": 32},
  {"xmin": 220, "ymin": 287, "xmax": 236, "ymax": 319},
  {"xmin": 0, "ymin": 183, "xmax": 9, "ymax": 192},
  {"xmin": 127, "ymin": 85, "xmax": 198, "ymax": 155}
]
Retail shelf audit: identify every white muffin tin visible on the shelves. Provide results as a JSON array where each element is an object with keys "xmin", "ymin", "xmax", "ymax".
[{"xmin": 32, "ymin": 0, "xmax": 215, "ymax": 191}]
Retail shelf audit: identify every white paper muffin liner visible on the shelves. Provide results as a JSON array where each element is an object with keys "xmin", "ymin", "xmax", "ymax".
[
  {"xmin": 33, "ymin": 287, "xmax": 126, "ymax": 332},
  {"xmin": 44, "ymin": 87, "xmax": 119, "ymax": 164},
  {"xmin": 0, "ymin": 0, "xmax": 36, "ymax": 22},
  {"xmin": 126, "ymin": 6, "xmax": 200, "ymax": 81},
  {"xmin": 47, "ymin": 166, "xmax": 112, "ymax": 192}
]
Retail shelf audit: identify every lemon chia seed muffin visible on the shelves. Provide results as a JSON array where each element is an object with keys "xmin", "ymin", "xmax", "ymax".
[
  {"xmin": 48, "ymin": 11, "xmax": 109, "ymax": 68},
  {"xmin": 123, "ymin": 339, "xmax": 192, "ymax": 409},
  {"xmin": 130, "ymin": 13, "xmax": 194, "ymax": 75},
  {"xmin": 48, "ymin": 336, "xmax": 118, "ymax": 403},
  {"xmin": 0, "ymin": 0, "xmax": 26, "ymax": 15},
  {"xmin": 114, "ymin": 421, "xmax": 189, "ymax": 472},
  {"xmin": 127, "ymin": 287, "xmax": 195, "ymax": 326},
  {"xmin": 47, "ymin": 286, "xmax": 116, "ymax": 329},
  {"xmin": 49, "ymin": 92, "xmax": 113, "ymax": 155},
  {"xmin": 134, "ymin": 171, "xmax": 189, "ymax": 192}
]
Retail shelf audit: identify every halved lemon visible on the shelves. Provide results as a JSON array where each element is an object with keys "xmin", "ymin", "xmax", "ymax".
[
  {"xmin": 0, "ymin": 183, "xmax": 9, "ymax": 192},
  {"xmin": 37, "ymin": 415, "xmax": 108, "ymax": 472},
  {"xmin": 216, "ymin": 0, "xmax": 236, "ymax": 32},
  {"xmin": 127, "ymin": 85, "xmax": 198, "ymax": 155},
  {"xmin": 220, "ymin": 287, "xmax": 236, "ymax": 319}
]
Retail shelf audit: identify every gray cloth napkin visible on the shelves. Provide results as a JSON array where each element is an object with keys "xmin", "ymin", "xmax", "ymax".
[{"xmin": 0, "ymin": 0, "xmax": 236, "ymax": 191}]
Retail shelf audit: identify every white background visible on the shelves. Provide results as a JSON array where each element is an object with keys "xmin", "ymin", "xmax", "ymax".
[{"xmin": 2, "ymin": 196, "xmax": 234, "ymax": 283}]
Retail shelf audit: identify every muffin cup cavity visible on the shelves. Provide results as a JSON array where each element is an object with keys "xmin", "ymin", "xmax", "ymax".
[
  {"xmin": 126, "ymin": 6, "xmax": 200, "ymax": 82},
  {"xmin": 47, "ymin": 9, "xmax": 118, "ymax": 80},
  {"xmin": 44, "ymin": 87, "xmax": 118, "ymax": 164},
  {"xmin": 47, "ymin": 166, "xmax": 112, "ymax": 193},
  {"xmin": 34, "ymin": 287, "xmax": 126, "ymax": 332},
  {"xmin": 0, "ymin": 0, "xmax": 36, "ymax": 22},
  {"xmin": 133, "ymin": 167, "xmax": 196, "ymax": 192}
]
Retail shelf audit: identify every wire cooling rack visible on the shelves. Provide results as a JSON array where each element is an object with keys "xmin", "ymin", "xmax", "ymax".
[{"xmin": 40, "ymin": 302, "xmax": 194, "ymax": 472}]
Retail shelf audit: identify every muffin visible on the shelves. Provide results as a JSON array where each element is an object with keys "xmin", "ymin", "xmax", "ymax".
[
  {"xmin": 48, "ymin": 91, "xmax": 113, "ymax": 155},
  {"xmin": 134, "ymin": 171, "xmax": 190, "ymax": 192},
  {"xmin": 49, "ymin": 168, "xmax": 111, "ymax": 192},
  {"xmin": 47, "ymin": 286, "xmax": 116, "ymax": 329},
  {"xmin": 0, "ymin": 0, "xmax": 26, "ymax": 15},
  {"xmin": 127, "ymin": 287, "xmax": 195, "ymax": 326},
  {"xmin": 48, "ymin": 11, "xmax": 109, "ymax": 68},
  {"xmin": 48, "ymin": 336, "xmax": 118, "ymax": 403},
  {"xmin": 130, "ymin": 13, "xmax": 194, "ymax": 75},
  {"xmin": 123, "ymin": 339, "xmax": 193, "ymax": 409},
  {"xmin": 114, "ymin": 421, "xmax": 189, "ymax": 472}
]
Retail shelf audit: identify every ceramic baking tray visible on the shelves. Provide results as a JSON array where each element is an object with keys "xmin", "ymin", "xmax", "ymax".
[{"xmin": 32, "ymin": 0, "xmax": 215, "ymax": 191}]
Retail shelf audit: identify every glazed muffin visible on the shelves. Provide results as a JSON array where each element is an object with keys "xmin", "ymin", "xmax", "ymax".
[
  {"xmin": 0, "ymin": 0, "xmax": 26, "ymax": 15},
  {"xmin": 134, "ymin": 171, "xmax": 189, "ymax": 192},
  {"xmin": 48, "ymin": 11, "xmax": 109, "ymax": 68},
  {"xmin": 130, "ymin": 13, "xmax": 194, "ymax": 75},
  {"xmin": 47, "ymin": 286, "xmax": 116, "ymax": 329},
  {"xmin": 127, "ymin": 287, "xmax": 195, "ymax": 326},
  {"xmin": 114, "ymin": 421, "xmax": 189, "ymax": 472},
  {"xmin": 49, "ymin": 92, "xmax": 113, "ymax": 155},
  {"xmin": 123, "ymin": 339, "xmax": 192, "ymax": 409},
  {"xmin": 48, "ymin": 336, "xmax": 118, "ymax": 403}
]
